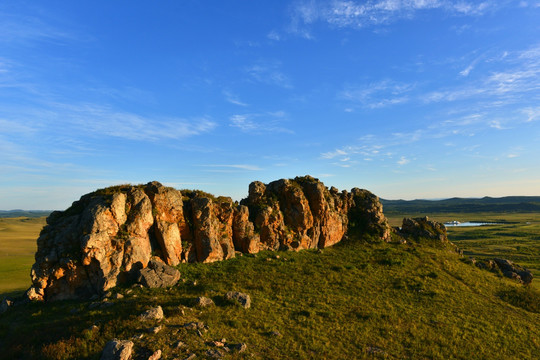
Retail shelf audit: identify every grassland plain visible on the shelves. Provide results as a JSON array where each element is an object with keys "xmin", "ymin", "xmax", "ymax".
[{"xmin": 0, "ymin": 217, "xmax": 44, "ymax": 296}]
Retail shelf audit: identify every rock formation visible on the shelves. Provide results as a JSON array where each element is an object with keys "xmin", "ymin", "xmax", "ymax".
[
  {"xmin": 398, "ymin": 216, "xmax": 448, "ymax": 242},
  {"xmin": 27, "ymin": 176, "xmax": 393, "ymax": 301},
  {"xmin": 473, "ymin": 258, "xmax": 534, "ymax": 285}
]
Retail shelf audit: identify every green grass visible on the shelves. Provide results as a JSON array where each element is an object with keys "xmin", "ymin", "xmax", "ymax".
[
  {"xmin": 387, "ymin": 212, "xmax": 540, "ymax": 289},
  {"xmin": 0, "ymin": 217, "xmax": 43, "ymax": 296},
  {"xmin": 1, "ymin": 237, "xmax": 539, "ymax": 359},
  {"xmin": 1, "ymin": 213, "xmax": 540, "ymax": 359}
]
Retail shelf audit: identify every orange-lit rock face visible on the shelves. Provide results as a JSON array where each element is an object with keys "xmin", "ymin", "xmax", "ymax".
[{"xmin": 28, "ymin": 177, "xmax": 394, "ymax": 301}]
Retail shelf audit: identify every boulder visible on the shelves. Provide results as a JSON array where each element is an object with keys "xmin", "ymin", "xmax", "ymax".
[
  {"xmin": 137, "ymin": 259, "xmax": 181, "ymax": 288},
  {"xmin": 100, "ymin": 339, "xmax": 134, "ymax": 360},
  {"xmin": 0, "ymin": 297, "xmax": 13, "ymax": 315},
  {"xmin": 493, "ymin": 258, "xmax": 533, "ymax": 285},
  {"xmin": 225, "ymin": 291, "xmax": 251, "ymax": 308},
  {"xmin": 183, "ymin": 321, "xmax": 206, "ymax": 330},
  {"xmin": 139, "ymin": 305, "xmax": 164, "ymax": 321},
  {"xmin": 148, "ymin": 350, "xmax": 162, "ymax": 360},
  {"xmin": 193, "ymin": 296, "xmax": 215, "ymax": 307}
]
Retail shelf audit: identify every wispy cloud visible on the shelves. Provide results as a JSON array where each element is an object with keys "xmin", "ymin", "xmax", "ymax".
[
  {"xmin": 5, "ymin": 102, "xmax": 217, "ymax": 142},
  {"xmin": 459, "ymin": 55, "xmax": 484, "ymax": 77},
  {"xmin": 198, "ymin": 164, "xmax": 263, "ymax": 172},
  {"xmin": 425, "ymin": 44, "xmax": 540, "ymax": 105},
  {"xmin": 340, "ymin": 80, "xmax": 414, "ymax": 108},
  {"xmin": 0, "ymin": 118, "xmax": 37, "ymax": 134},
  {"xmin": 223, "ymin": 90, "xmax": 248, "ymax": 106},
  {"xmin": 288, "ymin": 0, "xmax": 496, "ymax": 37},
  {"xmin": 0, "ymin": 11, "xmax": 85, "ymax": 45},
  {"xmin": 397, "ymin": 156, "xmax": 410, "ymax": 165},
  {"xmin": 267, "ymin": 30, "xmax": 281, "ymax": 41},
  {"xmin": 245, "ymin": 61, "xmax": 292, "ymax": 88},
  {"xmin": 229, "ymin": 111, "xmax": 294, "ymax": 134},
  {"xmin": 522, "ymin": 107, "xmax": 540, "ymax": 122},
  {"xmin": 78, "ymin": 107, "xmax": 216, "ymax": 141}
]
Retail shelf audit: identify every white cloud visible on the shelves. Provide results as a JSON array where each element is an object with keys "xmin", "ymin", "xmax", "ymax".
[
  {"xmin": 397, "ymin": 156, "xmax": 410, "ymax": 165},
  {"xmin": 423, "ymin": 44, "xmax": 540, "ymax": 106},
  {"xmin": 199, "ymin": 164, "xmax": 262, "ymax": 171},
  {"xmin": 267, "ymin": 31, "xmax": 281, "ymax": 41},
  {"xmin": 321, "ymin": 147, "xmax": 356, "ymax": 159},
  {"xmin": 245, "ymin": 61, "xmax": 293, "ymax": 88},
  {"xmin": 489, "ymin": 120, "xmax": 508, "ymax": 130},
  {"xmin": 340, "ymin": 80, "xmax": 414, "ymax": 108},
  {"xmin": 0, "ymin": 12, "xmax": 85, "ymax": 45},
  {"xmin": 522, "ymin": 107, "xmax": 540, "ymax": 122},
  {"xmin": 223, "ymin": 90, "xmax": 248, "ymax": 106},
  {"xmin": 289, "ymin": 0, "xmax": 496, "ymax": 35},
  {"xmin": 229, "ymin": 112, "xmax": 293, "ymax": 134},
  {"xmin": 54, "ymin": 103, "xmax": 217, "ymax": 141},
  {"xmin": 0, "ymin": 118, "xmax": 37, "ymax": 134}
]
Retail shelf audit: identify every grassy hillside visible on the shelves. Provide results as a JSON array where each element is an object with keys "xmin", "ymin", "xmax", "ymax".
[
  {"xmin": 0, "ymin": 217, "xmax": 44, "ymax": 296},
  {"xmin": 1, "ymin": 237, "xmax": 539, "ymax": 359},
  {"xmin": 386, "ymin": 213, "xmax": 540, "ymax": 289}
]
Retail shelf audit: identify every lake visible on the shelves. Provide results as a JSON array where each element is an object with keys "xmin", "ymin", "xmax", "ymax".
[{"xmin": 444, "ymin": 221, "xmax": 500, "ymax": 227}]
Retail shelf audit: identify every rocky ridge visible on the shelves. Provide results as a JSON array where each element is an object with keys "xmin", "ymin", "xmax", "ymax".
[{"xmin": 27, "ymin": 176, "xmax": 396, "ymax": 301}]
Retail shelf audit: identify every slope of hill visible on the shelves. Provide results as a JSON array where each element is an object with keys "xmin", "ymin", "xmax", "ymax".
[
  {"xmin": 381, "ymin": 196, "xmax": 540, "ymax": 214},
  {"xmin": 1, "ymin": 237, "xmax": 539, "ymax": 359}
]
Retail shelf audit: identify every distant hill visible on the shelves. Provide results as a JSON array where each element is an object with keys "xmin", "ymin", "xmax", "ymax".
[
  {"xmin": 0, "ymin": 210, "xmax": 52, "ymax": 218},
  {"xmin": 381, "ymin": 196, "xmax": 540, "ymax": 214}
]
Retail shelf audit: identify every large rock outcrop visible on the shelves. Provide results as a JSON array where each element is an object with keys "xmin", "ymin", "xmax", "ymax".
[
  {"xmin": 27, "ymin": 176, "xmax": 393, "ymax": 301},
  {"xmin": 399, "ymin": 216, "xmax": 447, "ymax": 242}
]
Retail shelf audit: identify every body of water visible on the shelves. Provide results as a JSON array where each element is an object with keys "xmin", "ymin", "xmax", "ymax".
[{"xmin": 444, "ymin": 221, "xmax": 500, "ymax": 227}]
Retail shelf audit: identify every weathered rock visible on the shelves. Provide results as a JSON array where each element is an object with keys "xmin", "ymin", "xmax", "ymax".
[
  {"xmin": 139, "ymin": 305, "xmax": 164, "ymax": 321},
  {"xmin": 205, "ymin": 349, "xmax": 224, "ymax": 359},
  {"xmin": 137, "ymin": 259, "xmax": 181, "ymax": 288},
  {"xmin": 232, "ymin": 205, "xmax": 260, "ymax": 253},
  {"xmin": 0, "ymin": 297, "xmax": 13, "ymax": 314},
  {"xmin": 28, "ymin": 176, "xmax": 396, "ymax": 301},
  {"xmin": 147, "ymin": 182, "xmax": 185, "ymax": 266},
  {"xmin": 214, "ymin": 197, "xmax": 236, "ymax": 260},
  {"xmin": 147, "ymin": 325, "xmax": 163, "ymax": 334},
  {"xmin": 155, "ymin": 220, "xmax": 182, "ymax": 266},
  {"xmin": 225, "ymin": 291, "xmax": 251, "ymax": 308},
  {"xmin": 297, "ymin": 176, "xmax": 347, "ymax": 248},
  {"xmin": 192, "ymin": 197, "xmax": 224, "ymax": 263},
  {"xmin": 193, "ymin": 296, "xmax": 215, "ymax": 307},
  {"xmin": 493, "ymin": 258, "xmax": 533, "ymax": 285},
  {"xmin": 267, "ymin": 179, "xmax": 315, "ymax": 249},
  {"xmin": 348, "ymin": 188, "xmax": 391, "ymax": 242},
  {"xmin": 183, "ymin": 321, "xmax": 205, "ymax": 330},
  {"xmin": 148, "ymin": 350, "xmax": 162, "ymax": 360},
  {"xmin": 400, "ymin": 216, "xmax": 447, "ymax": 242},
  {"xmin": 100, "ymin": 339, "xmax": 134, "ymax": 360}
]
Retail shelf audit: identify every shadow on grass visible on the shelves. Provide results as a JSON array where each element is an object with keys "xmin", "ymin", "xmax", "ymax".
[{"xmin": 497, "ymin": 286, "xmax": 540, "ymax": 313}]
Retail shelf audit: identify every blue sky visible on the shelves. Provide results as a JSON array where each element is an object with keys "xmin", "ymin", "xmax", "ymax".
[{"xmin": 1, "ymin": 1, "xmax": 539, "ymax": 210}]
